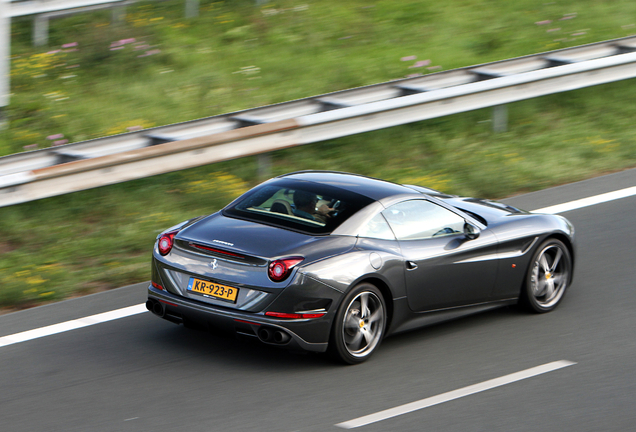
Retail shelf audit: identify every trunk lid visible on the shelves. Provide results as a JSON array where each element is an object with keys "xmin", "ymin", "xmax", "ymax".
[{"xmin": 170, "ymin": 212, "xmax": 356, "ymax": 287}]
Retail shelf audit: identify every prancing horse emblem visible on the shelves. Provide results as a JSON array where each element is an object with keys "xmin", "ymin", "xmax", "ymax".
[{"xmin": 210, "ymin": 259, "xmax": 218, "ymax": 270}]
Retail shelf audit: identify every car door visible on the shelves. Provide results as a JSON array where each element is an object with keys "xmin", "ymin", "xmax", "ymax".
[{"xmin": 382, "ymin": 199, "xmax": 499, "ymax": 312}]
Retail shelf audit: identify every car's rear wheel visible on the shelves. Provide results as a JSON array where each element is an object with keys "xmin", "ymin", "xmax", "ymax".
[
  {"xmin": 330, "ymin": 283, "xmax": 386, "ymax": 364},
  {"xmin": 521, "ymin": 238, "xmax": 572, "ymax": 313}
]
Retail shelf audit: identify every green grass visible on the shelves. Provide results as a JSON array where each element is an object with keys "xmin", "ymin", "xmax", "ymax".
[{"xmin": 1, "ymin": 0, "xmax": 636, "ymax": 310}]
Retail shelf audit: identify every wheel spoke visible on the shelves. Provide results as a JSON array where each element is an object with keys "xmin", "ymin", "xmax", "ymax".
[
  {"xmin": 359, "ymin": 293, "xmax": 369, "ymax": 318},
  {"xmin": 534, "ymin": 278, "xmax": 546, "ymax": 296},
  {"xmin": 544, "ymin": 279, "xmax": 555, "ymax": 299},
  {"xmin": 539, "ymin": 255, "xmax": 550, "ymax": 273},
  {"xmin": 550, "ymin": 248, "xmax": 563, "ymax": 272},
  {"xmin": 361, "ymin": 329, "xmax": 372, "ymax": 345},
  {"xmin": 367, "ymin": 309, "xmax": 382, "ymax": 325},
  {"xmin": 347, "ymin": 329, "xmax": 363, "ymax": 348}
]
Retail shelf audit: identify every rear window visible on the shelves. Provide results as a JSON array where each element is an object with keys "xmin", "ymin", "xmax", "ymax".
[{"xmin": 223, "ymin": 179, "xmax": 374, "ymax": 235}]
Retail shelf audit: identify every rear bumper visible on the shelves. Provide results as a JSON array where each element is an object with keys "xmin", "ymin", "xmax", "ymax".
[{"xmin": 147, "ymin": 285, "xmax": 330, "ymax": 353}]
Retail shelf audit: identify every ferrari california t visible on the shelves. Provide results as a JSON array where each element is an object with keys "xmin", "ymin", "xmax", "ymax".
[{"xmin": 146, "ymin": 171, "xmax": 574, "ymax": 364}]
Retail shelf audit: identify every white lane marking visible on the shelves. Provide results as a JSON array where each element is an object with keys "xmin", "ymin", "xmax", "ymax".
[
  {"xmin": 0, "ymin": 304, "xmax": 147, "ymax": 348},
  {"xmin": 336, "ymin": 360, "xmax": 576, "ymax": 429},
  {"xmin": 532, "ymin": 185, "xmax": 636, "ymax": 214}
]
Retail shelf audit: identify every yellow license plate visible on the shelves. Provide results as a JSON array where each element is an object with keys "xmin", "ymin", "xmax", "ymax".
[{"xmin": 187, "ymin": 278, "xmax": 239, "ymax": 302}]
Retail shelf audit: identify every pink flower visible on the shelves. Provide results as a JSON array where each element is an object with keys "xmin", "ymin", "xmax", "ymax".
[
  {"xmin": 62, "ymin": 42, "xmax": 78, "ymax": 48},
  {"xmin": 47, "ymin": 50, "xmax": 61, "ymax": 55},
  {"xmin": 47, "ymin": 134, "xmax": 64, "ymax": 140},
  {"xmin": 23, "ymin": 144, "xmax": 38, "ymax": 150},
  {"xmin": 110, "ymin": 47, "xmax": 125, "ymax": 51},
  {"xmin": 547, "ymin": 28, "xmax": 561, "ymax": 33},
  {"xmin": 409, "ymin": 60, "xmax": 431, "ymax": 68},
  {"xmin": 53, "ymin": 139, "xmax": 68, "ymax": 146},
  {"xmin": 535, "ymin": 20, "xmax": 552, "ymax": 25},
  {"xmin": 427, "ymin": 65, "xmax": 442, "ymax": 71},
  {"xmin": 401, "ymin": 55, "xmax": 416, "ymax": 61},
  {"xmin": 127, "ymin": 125, "xmax": 143, "ymax": 131}
]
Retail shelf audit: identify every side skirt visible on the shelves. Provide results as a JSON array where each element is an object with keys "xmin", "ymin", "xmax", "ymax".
[{"xmin": 388, "ymin": 298, "xmax": 518, "ymax": 335}]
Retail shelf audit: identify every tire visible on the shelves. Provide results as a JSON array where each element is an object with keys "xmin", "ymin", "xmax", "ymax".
[
  {"xmin": 329, "ymin": 283, "xmax": 386, "ymax": 364},
  {"xmin": 520, "ymin": 238, "xmax": 572, "ymax": 313}
]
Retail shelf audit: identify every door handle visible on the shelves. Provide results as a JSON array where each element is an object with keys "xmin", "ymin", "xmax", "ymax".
[{"xmin": 406, "ymin": 261, "xmax": 418, "ymax": 270}]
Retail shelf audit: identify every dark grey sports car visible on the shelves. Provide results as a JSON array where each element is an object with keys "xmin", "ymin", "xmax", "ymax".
[{"xmin": 147, "ymin": 171, "xmax": 574, "ymax": 363}]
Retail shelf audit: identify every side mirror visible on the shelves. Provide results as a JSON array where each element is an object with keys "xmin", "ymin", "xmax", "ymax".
[{"xmin": 464, "ymin": 222, "xmax": 480, "ymax": 240}]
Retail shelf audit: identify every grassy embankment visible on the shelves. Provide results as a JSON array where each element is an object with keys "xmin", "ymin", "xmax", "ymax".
[{"xmin": 1, "ymin": 0, "xmax": 635, "ymax": 310}]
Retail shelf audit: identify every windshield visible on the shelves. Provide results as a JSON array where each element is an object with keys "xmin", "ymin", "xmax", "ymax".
[{"xmin": 223, "ymin": 179, "xmax": 374, "ymax": 235}]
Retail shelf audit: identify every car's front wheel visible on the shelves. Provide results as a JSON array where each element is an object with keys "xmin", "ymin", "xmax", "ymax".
[
  {"xmin": 330, "ymin": 283, "xmax": 386, "ymax": 364},
  {"xmin": 521, "ymin": 238, "xmax": 572, "ymax": 313}
]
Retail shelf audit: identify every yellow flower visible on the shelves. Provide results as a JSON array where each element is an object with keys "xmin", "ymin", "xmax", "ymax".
[
  {"xmin": 27, "ymin": 276, "xmax": 48, "ymax": 285},
  {"xmin": 185, "ymin": 172, "xmax": 249, "ymax": 197},
  {"xmin": 400, "ymin": 173, "xmax": 451, "ymax": 192}
]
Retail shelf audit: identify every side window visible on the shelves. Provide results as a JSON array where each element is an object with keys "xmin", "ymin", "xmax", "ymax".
[
  {"xmin": 358, "ymin": 213, "xmax": 395, "ymax": 240},
  {"xmin": 382, "ymin": 200, "xmax": 465, "ymax": 241}
]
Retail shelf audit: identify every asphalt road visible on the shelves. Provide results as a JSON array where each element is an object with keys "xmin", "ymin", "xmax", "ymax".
[{"xmin": 1, "ymin": 168, "xmax": 636, "ymax": 431}]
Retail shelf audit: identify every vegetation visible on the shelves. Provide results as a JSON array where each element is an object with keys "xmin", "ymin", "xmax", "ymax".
[{"xmin": 1, "ymin": 0, "xmax": 635, "ymax": 310}]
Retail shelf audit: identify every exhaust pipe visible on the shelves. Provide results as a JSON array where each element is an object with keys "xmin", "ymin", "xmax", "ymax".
[
  {"xmin": 273, "ymin": 331, "xmax": 291, "ymax": 344},
  {"xmin": 150, "ymin": 300, "xmax": 165, "ymax": 318},
  {"xmin": 258, "ymin": 327, "xmax": 291, "ymax": 344},
  {"xmin": 258, "ymin": 328, "xmax": 272, "ymax": 342}
]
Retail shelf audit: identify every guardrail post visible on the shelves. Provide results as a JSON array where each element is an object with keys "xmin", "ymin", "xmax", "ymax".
[
  {"xmin": 0, "ymin": 2, "xmax": 7, "ymax": 127},
  {"xmin": 492, "ymin": 104, "xmax": 508, "ymax": 133},
  {"xmin": 257, "ymin": 154, "xmax": 272, "ymax": 179},
  {"xmin": 112, "ymin": 4, "xmax": 126, "ymax": 24},
  {"xmin": 33, "ymin": 14, "xmax": 49, "ymax": 46},
  {"xmin": 185, "ymin": 0, "xmax": 199, "ymax": 18}
]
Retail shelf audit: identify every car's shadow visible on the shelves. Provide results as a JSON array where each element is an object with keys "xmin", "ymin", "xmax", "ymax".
[
  {"xmin": 143, "ymin": 305, "xmax": 527, "ymax": 371},
  {"xmin": 145, "ymin": 319, "xmax": 332, "ymax": 370},
  {"xmin": 382, "ymin": 304, "xmax": 522, "ymax": 347}
]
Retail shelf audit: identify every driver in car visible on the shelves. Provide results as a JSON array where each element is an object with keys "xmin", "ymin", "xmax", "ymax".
[{"xmin": 293, "ymin": 190, "xmax": 334, "ymax": 222}]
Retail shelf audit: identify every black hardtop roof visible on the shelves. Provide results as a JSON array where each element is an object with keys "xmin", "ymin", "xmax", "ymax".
[{"xmin": 277, "ymin": 171, "xmax": 418, "ymax": 201}]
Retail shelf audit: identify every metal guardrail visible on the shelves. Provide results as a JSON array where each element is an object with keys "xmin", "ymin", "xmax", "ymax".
[
  {"xmin": 1, "ymin": 36, "xmax": 636, "ymax": 207},
  {"xmin": 8, "ymin": 0, "xmax": 128, "ymax": 17}
]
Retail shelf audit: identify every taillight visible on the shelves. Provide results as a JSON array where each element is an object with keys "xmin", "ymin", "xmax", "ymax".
[
  {"xmin": 268, "ymin": 257, "xmax": 304, "ymax": 282},
  {"xmin": 158, "ymin": 231, "xmax": 178, "ymax": 256}
]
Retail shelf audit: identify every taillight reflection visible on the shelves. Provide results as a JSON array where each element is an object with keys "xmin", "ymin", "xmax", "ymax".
[{"xmin": 265, "ymin": 311, "xmax": 326, "ymax": 319}]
